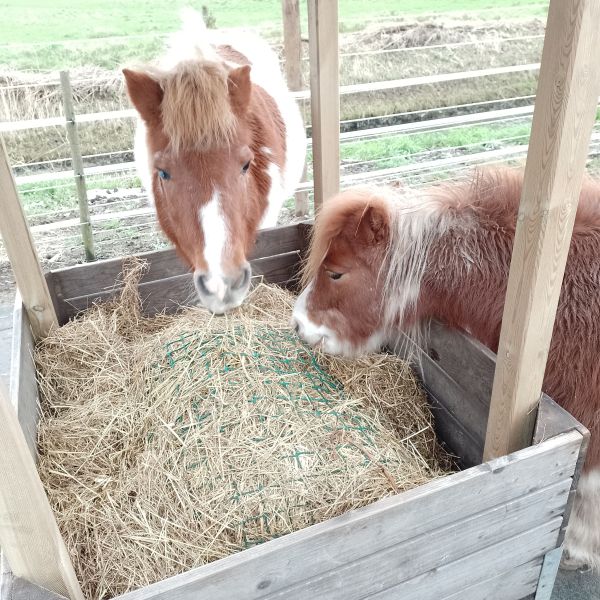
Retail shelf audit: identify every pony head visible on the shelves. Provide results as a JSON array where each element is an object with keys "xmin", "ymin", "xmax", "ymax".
[
  {"xmin": 293, "ymin": 185, "xmax": 447, "ymax": 356},
  {"xmin": 292, "ymin": 188, "xmax": 393, "ymax": 356},
  {"xmin": 123, "ymin": 62, "xmax": 256, "ymax": 314}
]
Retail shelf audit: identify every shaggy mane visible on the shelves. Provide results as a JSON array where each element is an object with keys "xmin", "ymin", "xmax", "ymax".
[
  {"xmin": 302, "ymin": 187, "xmax": 392, "ymax": 287},
  {"xmin": 157, "ymin": 60, "xmax": 237, "ymax": 151}
]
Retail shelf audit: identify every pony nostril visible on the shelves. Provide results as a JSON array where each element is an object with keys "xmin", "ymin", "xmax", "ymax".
[
  {"xmin": 294, "ymin": 322, "xmax": 300, "ymax": 333},
  {"xmin": 232, "ymin": 265, "xmax": 251, "ymax": 291},
  {"xmin": 194, "ymin": 273, "xmax": 212, "ymax": 297}
]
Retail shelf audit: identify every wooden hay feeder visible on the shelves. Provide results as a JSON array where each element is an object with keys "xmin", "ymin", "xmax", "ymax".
[{"xmin": 0, "ymin": 1, "xmax": 598, "ymax": 599}]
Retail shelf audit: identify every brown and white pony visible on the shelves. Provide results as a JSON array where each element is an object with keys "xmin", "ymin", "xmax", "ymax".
[
  {"xmin": 124, "ymin": 9, "xmax": 306, "ymax": 313},
  {"xmin": 292, "ymin": 168, "xmax": 600, "ymax": 571}
]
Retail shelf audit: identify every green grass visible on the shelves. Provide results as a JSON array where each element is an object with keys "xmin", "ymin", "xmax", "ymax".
[{"xmin": 1, "ymin": 1, "xmax": 547, "ymax": 44}]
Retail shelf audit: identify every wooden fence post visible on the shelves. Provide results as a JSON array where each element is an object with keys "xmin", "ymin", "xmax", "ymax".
[
  {"xmin": 307, "ymin": 0, "xmax": 340, "ymax": 210},
  {"xmin": 484, "ymin": 0, "xmax": 600, "ymax": 460},
  {"xmin": 60, "ymin": 70, "xmax": 95, "ymax": 262},
  {"xmin": 0, "ymin": 383, "xmax": 84, "ymax": 599},
  {"xmin": 0, "ymin": 138, "xmax": 57, "ymax": 340},
  {"xmin": 281, "ymin": 0, "xmax": 310, "ymax": 217}
]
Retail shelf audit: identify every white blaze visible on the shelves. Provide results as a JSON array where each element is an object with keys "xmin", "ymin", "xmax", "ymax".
[{"xmin": 198, "ymin": 190, "xmax": 228, "ymax": 301}]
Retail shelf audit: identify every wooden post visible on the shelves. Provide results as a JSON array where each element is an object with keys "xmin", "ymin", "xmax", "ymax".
[
  {"xmin": 0, "ymin": 138, "xmax": 58, "ymax": 339},
  {"xmin": 483, "ymin": 0, "xmax": 600, "ymax": 460},
  {"xmin": 307, "ymin": 0, "xmax": 339, "ymax": 210},
  {"xmin": 0, "ymin": 384, "xmax": 84, "ymax": 599},
  {"xmin": 281, "ymin": 0, "xmax": 303, "ymax": 91},
  {"xmin": 281, "ymin": 0, "xmax": 310, "ymax": 217},
  {"xmin": 60, "ymin": 70, "xmax": 95, "ymax": 262}
]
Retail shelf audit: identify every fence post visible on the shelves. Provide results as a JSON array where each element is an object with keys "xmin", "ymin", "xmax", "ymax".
[
  {"xmin": 307, "ymin": 0, "xmax": 340, "ymax": 211},
  {"xmin": 281, "ymin": 0, "xmax": 309, "ymax": 218},
  {"xmin": 60, "ymin": 71, "xmax": 95, "ymax": 262}
]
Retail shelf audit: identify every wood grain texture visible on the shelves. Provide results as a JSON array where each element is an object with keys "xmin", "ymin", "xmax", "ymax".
[
  {"xmin": 442, "ymin": 557, "xmax": 542, "ymax": 600},
  {"xmin": 0, "ymin": 384, "xmax": 83, "ymax": 599},
  {"xmin": 281, "ymin": 0, "xmax": 303, "ymax": 91},
  {"xmin": 9, "ymin": 297, "xmax": 39, "ymax": 458},
  {"xmin": 49, "ymin": 223, "xmax": 306, "ymax": 307},
  {"xmin": 484, "ymin": 0, "xmax": 600, "ymax": 460},
  {"xmin": 0, "ymin": 139, "xmax": 57, "ymax": 339},
  {"xmin": 368, "ymin": 519, "xmax": 561, "ymax": 600},
  {"xmin": 113, "ymin": 432, "xmax": 581, "ymax": 600},
  {"xmin": 57, "ymin": 252, "xmax": 300, "ymax": 321},
  {"xmin": 307, "ymin": 0, "xmax": 339, "ymax": 209}
]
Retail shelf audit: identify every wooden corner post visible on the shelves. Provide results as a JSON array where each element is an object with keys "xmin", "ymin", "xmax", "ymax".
[
  {"xmin": 0, "ymin": 384, "xmax": 84, "ymax": 599},
  {"xmin": 484, "ymin": 0, "xmax": 600, "ymax": 460},
  {"xmin": 307, "ymin": 0, "xmax": 340, "ymax": 210},
  {"xmin": 0, "ymin": 138, "xmax": 58, "ymax": 340}
]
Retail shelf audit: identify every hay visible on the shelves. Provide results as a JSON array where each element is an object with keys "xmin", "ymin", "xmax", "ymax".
[{"xmin": 35, "ymin": 260, "xmax": 451, "ymax": 599}]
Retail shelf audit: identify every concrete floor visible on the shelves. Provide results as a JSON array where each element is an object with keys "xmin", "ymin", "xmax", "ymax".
[{"xmin": 0, "ymin": 303, "xmax": 597, "ymax": 598}]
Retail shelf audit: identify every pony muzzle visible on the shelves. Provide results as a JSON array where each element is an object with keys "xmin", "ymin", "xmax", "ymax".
[{"xmin": 193, "ymin": 263, "xmax": 251, "ymax": 314}]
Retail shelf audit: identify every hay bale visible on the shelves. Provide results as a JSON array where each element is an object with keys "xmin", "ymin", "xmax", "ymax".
[{"xmin": 35, "ymin": 260, "xmax": 451, "ymax": 599}]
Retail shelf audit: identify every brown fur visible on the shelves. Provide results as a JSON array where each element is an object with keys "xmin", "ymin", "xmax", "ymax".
[{"xmin": 123, "ymin": 45, "xmax": 286, "ymax": 277}]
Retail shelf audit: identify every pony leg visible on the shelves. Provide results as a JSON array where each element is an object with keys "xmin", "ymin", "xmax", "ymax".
[{"xmin": 561, "ymin": 469, "xmax": 600, "ymax": 571}]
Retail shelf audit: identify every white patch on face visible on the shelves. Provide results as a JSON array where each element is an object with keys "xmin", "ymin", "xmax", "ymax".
[
  {"xmin": 291, "ymin": 283, "xmax": 386, "ymax": 357},
  {"xmin": 261, "ymin": 146, "xmax": 273, "ymax": 156},
  {"xmin": 260, "ymin": 163, "xmax": 284, "ymax": 229},
  {"xmin": 198, "ymin": 190, "xmax": 228, "ymax": 301}
]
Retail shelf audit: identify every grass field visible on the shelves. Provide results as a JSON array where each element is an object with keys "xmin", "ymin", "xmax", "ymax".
[{"xmin": 1, "ymin": 1, "xmax": 547, "ymax": 44}]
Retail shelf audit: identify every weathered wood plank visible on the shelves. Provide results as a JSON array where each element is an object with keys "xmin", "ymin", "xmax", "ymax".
[
  {"xmin": 0, "ymin": 139, "xmax": 57, "ymax": 339},
  {"xmin": 534, "ymin": 394, "xmax": 590, "ymax": 549},
  {"xmin": 368, "ymin": 518, "xmax": 562, "ymax": 600},
  {"xmin": 0, "ymin": 384, "xmax": 83, "ymax": 599},
  {"xmin": 114, "ymin": 432, "xmax": 581, "ymax": 600},
  {"xmin": 484, "ymin": 0, "xmax": 600, "ymax": 459},
  {"xmin": 307, "ymin": 0, "xmax": 339, "ymax": 209},
  {"xmin": 49, "ymin": 223, "xmax": 306, "ymax": 304},
  {"xmin": 442, "ymin": 557, "xmax": 542, "ymax": 600},
  {"xmin": 256, "ymin": 480, "xmax": 570, "ymax": 600},
  {"xmin": 425, "ymin": 320, "xmax": 496, "ymax": 407},
  {"xmin": 9, "ymin": 297, "xmax": 39, "ymax": 458},
  {"xmin": 58, "ymin": 252, "xmax": 300, "ymax": 321}
]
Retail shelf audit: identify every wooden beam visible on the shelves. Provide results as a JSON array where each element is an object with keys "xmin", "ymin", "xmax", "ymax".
[
  {"xmin": 307, "ymin": 0, "xmax": 339, "ymax": 209},
  {"xmin": 0, "ymin": 138, "xmax": 57, "ymax": 339},
  {"xmin": 483, "ymin": 0, "xmax": 600, "ymax": 460},
  {"xmin": 0, "ymin": 383, "xmax": 84, "ymax": 599},
  {"xmin": 281, "ymin": 0, "xmax": 303, "ymax": 91}
]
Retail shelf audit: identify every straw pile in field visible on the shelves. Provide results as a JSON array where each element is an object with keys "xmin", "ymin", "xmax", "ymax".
[{"xmin": 35, "ymin": 260, "xmax": 451, "ymax": 599}]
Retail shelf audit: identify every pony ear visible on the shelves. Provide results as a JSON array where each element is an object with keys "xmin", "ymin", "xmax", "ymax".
[
  {"xmin": 122, "ymin": 68, "xmax": 164, "ymax": 125},
  {"xmin": 356, "ymin": 204, "xmax": 389, "ymax": 245},
  {"xmin": 228, "ymin": 65, "xmax": 252, "ymax": 116}
]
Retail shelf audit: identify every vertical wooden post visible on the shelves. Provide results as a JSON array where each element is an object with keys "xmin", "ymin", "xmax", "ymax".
[
  {"xmin": 0, "ymin": 138, "xmax": 57, "ymax": 340},
  {"xmin": 60, "ymin": 70, "xmax": 95, "ymax": 262},
  {"xmin": 307, "ymin": 0, "xmax": 339, "ymax": 210},
  {"xmin": 484, "ymin": 0, "xmax": 600, "ymax": 460},
  {"xmin": 281, "ymin": 0, "xmax": 303, "ymax": 91},
  {"xmin": 281, "ymin": 0, "xmax": 310, "ymax": 217},
  {"xmin": 0, "ymin": 384, "xmax": 84, "ymax": 599}
]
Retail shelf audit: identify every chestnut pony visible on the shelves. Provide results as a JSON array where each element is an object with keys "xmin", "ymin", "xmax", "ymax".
[
  {"xmin": 292, "ymin": 168, "xmax": 600, "ymax": 571},
  {"xmin": 124, "ymin": 10, "xmax": 306, "ymax": 313}
]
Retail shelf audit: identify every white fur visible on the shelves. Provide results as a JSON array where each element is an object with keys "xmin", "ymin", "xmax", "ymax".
[
  {"xmin": 382, "ymin": 187, "xmax": 460, "ymax": 329},
  {"xmin": 260, "ymin": 162, "xmax": 284, "ymax": 229},
  {"xmin": 292, "ymin": 284, "xmax": 387, "ymax": 356},
  {"xmin": 133, "ymin": 8, "xmax": 306, "ymax": 231},
  {"xmin": 205, "ymin": 24, "xmax": 306, "ymax": 224},
  {"xmin": 198, "ymin": 190, "xmax": 228, "ymax": 300},
  {"xmin": 562, "ymin": 469, "xmax": 600, "ymax": 571}
]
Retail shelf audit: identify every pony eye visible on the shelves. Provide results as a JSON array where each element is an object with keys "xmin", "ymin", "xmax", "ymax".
[
  {"xmin": 326, "ymin": 270, "xmax": 343, "ymax": 280},
  {"xmin": 157, "ymin": 169, "xmax": 171, "ymax": 180},
  {"xmin": 242, "ymin": 160, "xmax": 251, "ymax": 174}
]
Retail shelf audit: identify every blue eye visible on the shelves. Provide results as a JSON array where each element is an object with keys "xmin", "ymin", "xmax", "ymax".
[{"xmin": 158, "ymin": 169, "xmax": 170, "ymax": 180}]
